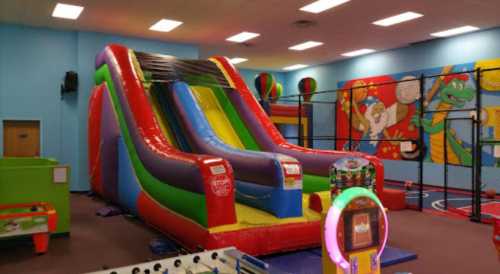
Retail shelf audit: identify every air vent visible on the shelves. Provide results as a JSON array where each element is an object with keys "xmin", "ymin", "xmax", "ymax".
[{"xmin": 293, "ymin": 19, "xmax": 317, "ymax": 28}]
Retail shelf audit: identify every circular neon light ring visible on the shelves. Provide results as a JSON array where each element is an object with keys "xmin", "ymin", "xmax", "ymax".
[{"xmin": 324, "ymin": 187, "xmax": 389, "ymax": 271}]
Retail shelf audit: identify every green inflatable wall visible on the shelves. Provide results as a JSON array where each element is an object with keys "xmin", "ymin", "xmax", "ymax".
[{"xmin": 0, "ymin": 158, "xmax": 70, "ymax": 235}]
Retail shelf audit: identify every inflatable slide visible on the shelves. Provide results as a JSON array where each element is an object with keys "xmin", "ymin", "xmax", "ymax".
[{"xmin": 88, "ymin": 44, "xmax": 385, "ymax": 255}]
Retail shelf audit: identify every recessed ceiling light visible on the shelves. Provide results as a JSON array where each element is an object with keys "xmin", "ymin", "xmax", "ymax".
[
  {"xmin": 300, "ymin": 0, "xmax": 350, "ymax": 14},
  {"xmin": 341, "ymin": 48, "xmax": 376, "ymax": 57},
  {"xmin": 373, "ymin": 11, "xmax": 423, "ymax": 27},
  {"xmin": 289, "ymin": 41, "xmax": 324, "ymax": 51},
  {"xmin": 229, "ymin": 57, "xmax": 248, "ymax": 64},
  {"xmin": 430, "ymin": 25, "xmax": 480, "ymax": 37},
  {"xmin": 283, "ymin": 64, "xmax": 308, "ymax": 71},
  {"xmin": 226, "ymin": 32, "xmax": 260, "ymax": 43},
  {"xmin": 149, "ymin": 19, "xmax": 183, "ymax": 32},
  {"xmin": 51, "ymin": 3, "xmax": 84, "ymax": 20}
]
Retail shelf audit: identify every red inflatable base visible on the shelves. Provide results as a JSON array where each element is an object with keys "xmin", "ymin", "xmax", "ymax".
[
  {"xmin": 206, "ymin": 221, "xmax": 321, "ymax": 255},
  {"xmin": 381, "ymin": 189, "xmax": 406, "ymax": 210},
  {"xmin": 138, "ymin": 192, "xmax": 320, "ymax": 256}
]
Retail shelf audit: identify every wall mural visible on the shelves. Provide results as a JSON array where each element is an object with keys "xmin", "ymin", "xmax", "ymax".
[{"xmin": 336, "ymin": 58, "xmax": 500, "ymax": 167}]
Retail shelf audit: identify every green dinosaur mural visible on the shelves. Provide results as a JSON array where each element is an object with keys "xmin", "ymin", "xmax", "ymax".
[{"xmin": 412, "ymin": 74, "xmax": 475, "ymax": 166}]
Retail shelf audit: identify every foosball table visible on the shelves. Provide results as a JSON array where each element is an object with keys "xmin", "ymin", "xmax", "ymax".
[
  {"xmin": 86, "ymin": 247, "xmax": 271, "ymax": 274},
  {"xmin": 0, "ymin": 202, "xmax": 57, "ymax": 254}
]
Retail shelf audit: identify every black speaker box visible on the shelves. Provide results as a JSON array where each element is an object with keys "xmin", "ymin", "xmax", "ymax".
[{"xmin": 63, "ymin": 71, "xmax": 78, "ymax": 93}]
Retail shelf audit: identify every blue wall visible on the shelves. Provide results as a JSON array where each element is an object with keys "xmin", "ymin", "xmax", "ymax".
[
  {"xmin": 0, "ymin": 24, "xmax": 79, "ymax": 189},
  {"xmin": 284, "ymin": 27, "xmax": 500, "ymax": 95},
  {"xmin": 283, "ymin": 27, "xmax": 500, "ymax": 191},
  {"xmin": 0, "ymin": 23, "xmax": 198, "ymax": 191}
]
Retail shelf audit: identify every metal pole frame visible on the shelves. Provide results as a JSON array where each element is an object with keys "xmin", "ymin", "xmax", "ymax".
[
  {"xmin": 294, "ymin": 67, "xmax": 497, "ymax": 219},
  {"xmin": 471, "ymin": 118, "xmax": 477, "ymax": 219},
  {"xmin": 472, "ymin": 68, "xmax": 482, "ymax": 222},
  {"xmin": 418, "ymin": 74, "xmax": 425, "ymax": 211},
  {"xmin": 348, "ymin": 87, "xmax": 353, "ymax": 151},
  {"xmin": 443, "ymin": 117, "xmax": 475, "ymax": 213},
  {"xmin": 308, "ymin": 102, "xmax": 314, "ymax": 149},
  {"xmin": 298, "ymin": 93, "xmax": 304, "ymax": 147},
  {"xmin": 444, "ymin": 118, "xmax": 448, "ymax": 210},
  {"xmin": 334, "ymin": 100, "xmax": 338, "ymax": 150}
]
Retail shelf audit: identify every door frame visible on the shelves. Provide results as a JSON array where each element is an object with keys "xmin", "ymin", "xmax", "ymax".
[{"xmin": 1, "ymin": 118, "xmax": 43, "ymax": 157}]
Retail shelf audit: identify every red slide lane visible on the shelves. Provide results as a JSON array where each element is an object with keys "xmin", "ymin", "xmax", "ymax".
[{"xmin": 104, "ymin": 45, "xmax": 216, "ymax": 164}]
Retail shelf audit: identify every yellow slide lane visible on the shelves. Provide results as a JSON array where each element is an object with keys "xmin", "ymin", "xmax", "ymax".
[
  {"xmin": 190, "ymin": 86, "xmax": 245, "ymax": 149},
  {"xmin": 209, "ymin": 192, "xmax": 331, "ymax": 233}
]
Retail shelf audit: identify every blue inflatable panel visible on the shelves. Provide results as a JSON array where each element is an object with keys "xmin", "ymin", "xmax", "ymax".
[
  {"xmin": 117, "ymin": 137, "xmax": 141, "ymax": 215},
  {"xmin": 235, "ymin": 180, "xmax": 302, "ymax": 218},
  {"xmin": 380, "ymin": 246, "xmax": 418, "ymax": 267}
]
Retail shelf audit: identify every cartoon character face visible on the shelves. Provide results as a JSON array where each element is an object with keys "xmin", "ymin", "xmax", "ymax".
[
  {"xmin": 439, "ymin": 78, "xmax": 474, "ymax": 108},
  {"xmin": 369, "ymin": 102, "xmax": 386, "ymax": 124},
  {"xmin": 363, "ymin": 100, "xmax": 388, "ymax": 136},
  {"xmin": 396, "ymin": 76, "xmax": 420, "ymax": 104}
]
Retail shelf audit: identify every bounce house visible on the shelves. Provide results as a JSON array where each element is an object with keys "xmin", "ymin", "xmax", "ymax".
[{"xmin": 88, "ymin": 44, "xmax": 385, "ymax": 255}]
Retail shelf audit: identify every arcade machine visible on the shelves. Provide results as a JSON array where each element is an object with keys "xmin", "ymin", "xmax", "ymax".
[
  {"xmin": 0, "ymin": 202, "xmax": 57, "ymax": 254},
  {"xmin": 322, "ymin": 157, "xmax": 388, "ymax": 274},
  {"xmin": 86, "ymin": 247, "xmax": 271, "ymax": 274}
]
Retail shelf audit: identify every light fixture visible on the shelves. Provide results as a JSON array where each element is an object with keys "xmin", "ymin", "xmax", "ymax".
[
  {"xmin": 283, "ymin": 64, "xmax": 308, "ymax": 71},
  {"xmin": 229, "ymin": 57, "xmax": 248, "ymax": 64},
  {"xmin": 226, "ymin": 32, "xmax": 260, "ymax": 43},
  {"xmin": 341, "ymin": 48, "xmax": 376, "ymax": 57},
  {"xmin": 289, "ymin": 41, "xmax": 324, "ymax": 51},
  {"xmin": 430, "ymin": 25, "xmax": 479, "ymax": 37},
  {"xmin": 51, "ymin": 3, "xmax": 84, "ymax": 20},
  {"xmin": 300, "ymin": 0, "xmax": 350, "ymax": 14},
  {"xmin": 373, "ymin": 11, "xmax": 423, "ymax": 27},
  {"xmin": 149, "ymin": 19, "xmax": 183, "ymax": 32}
]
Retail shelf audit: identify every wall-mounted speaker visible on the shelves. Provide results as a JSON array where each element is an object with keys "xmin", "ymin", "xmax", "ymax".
[
  {"xmin": 64, "ymin": 71, "xmax": 78, "ymax": 92},
  {"xmin": 61, "ymin": 71, "xmax": 78, "ymax": 99}
]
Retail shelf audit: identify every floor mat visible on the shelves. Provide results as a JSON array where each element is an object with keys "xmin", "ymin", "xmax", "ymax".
[
  {"xmin": 386, "ymin": 182, "xmax": 500, "ymax": 221},
  {"xmin": 458, "ymin": 201, "xmax": 500, "ymax": 219},
  {"xmin": 261, "ymin": 246, "xmax": 417, "ymax": 274}
]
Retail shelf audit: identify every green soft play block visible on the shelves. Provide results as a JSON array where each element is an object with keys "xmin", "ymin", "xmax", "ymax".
[{"xmin": 0, "ymin": 158, "xmax": 70, "ymax": 235}]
